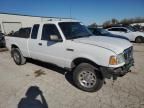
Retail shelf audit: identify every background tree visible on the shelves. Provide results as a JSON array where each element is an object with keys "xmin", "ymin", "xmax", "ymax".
[
  {"xmin": 88, "ymin": 23, "xmax": 97, "ymax": 28},
  {"xmin": 111, "ymin": 18, "xmax": 119, "ymax": 25},
  {"xmin": 103, "ymin": 20, "xmax": 111, "ymax": 28},
  {"xmin": 120, "ymin": 18, "xmax": 130, "ymax": 25}
]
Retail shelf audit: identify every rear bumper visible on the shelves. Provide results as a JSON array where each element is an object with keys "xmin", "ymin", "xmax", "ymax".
[{"xmin": 100, "ymin": 59, "xmax": 134, "ymax": 80}]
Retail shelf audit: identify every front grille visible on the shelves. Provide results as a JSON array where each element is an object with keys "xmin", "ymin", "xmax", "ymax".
[{"xmin": 124, "ymin": 46, "xmax": 133, "ymax": 61}]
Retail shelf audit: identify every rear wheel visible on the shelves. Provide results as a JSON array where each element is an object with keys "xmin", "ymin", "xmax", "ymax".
[
  {"xmin": 135, "ymin": 36, "xmax": 143, "ymax": 43},
  {"xmin": 73, "ymin": 63, "xmax": 104, "ymax": 92},
  {"xmin": 11, "ymin": 48, "xmax": 26, "ymax": 65}
]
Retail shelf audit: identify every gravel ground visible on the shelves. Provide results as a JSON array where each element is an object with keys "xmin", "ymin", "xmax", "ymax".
[{"xmin": 0, "ymin": 44, "xmax": 144, "ymax": 108}]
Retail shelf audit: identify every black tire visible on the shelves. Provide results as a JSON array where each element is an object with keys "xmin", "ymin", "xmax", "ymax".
[
  {"xmin": 11, "ymin": 48, "xmax": 26, "ymax": 65},
  {"xmin": 135, "ymin": 36, "xmax": 143, "ymax": 43},
  {"xmin": 73, "ymin": 63, "xmax": 104, "ymax": 92}
]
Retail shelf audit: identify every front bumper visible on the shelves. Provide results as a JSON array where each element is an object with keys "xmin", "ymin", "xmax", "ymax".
[{"xmin": 100, "ymin": 59, "xmax": 134, "ymax": 80}]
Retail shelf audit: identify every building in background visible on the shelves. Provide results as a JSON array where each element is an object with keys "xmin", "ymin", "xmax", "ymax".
[{"xmin": 0, "ymin": 13, "xmax": 70, "ymax": 35}]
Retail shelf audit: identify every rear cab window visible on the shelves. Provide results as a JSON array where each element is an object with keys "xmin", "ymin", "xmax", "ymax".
[
  {"xmin": 19, "ymin": 28, "xmax": 31, "ymax": 38},
  {"xmin": 12, "ymin": 27, "xmax": 31, "ymax": 38}
]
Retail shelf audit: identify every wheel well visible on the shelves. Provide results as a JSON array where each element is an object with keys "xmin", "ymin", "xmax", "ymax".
[
  {"xmin": 135, "ymin": 36, "xmax": 144, "ymax": 43},
  {"xmin": 11, "ymin": 44, "xmax": 18, "ymax": 49},
  {"xmin": 135, "ymin": 36, "xmax": 143, "ymax": 40},
  {"xmin": 72, "ymin": 58, "xmax": 103, "ymax": 79},
  {"xmin": 72, "ymin": 58, "xmax": 99, "ymax": 69}
]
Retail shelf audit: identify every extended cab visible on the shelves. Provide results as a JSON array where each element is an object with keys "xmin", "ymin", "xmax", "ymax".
[{"xmin": 6, "ymin": 20, "xmax": 134, "ymax": 92}]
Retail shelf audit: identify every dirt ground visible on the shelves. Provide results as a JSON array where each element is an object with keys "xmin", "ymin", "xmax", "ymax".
[{"xmin": 0, "ymin": 43, "xmax": 144, "ymax": 108}]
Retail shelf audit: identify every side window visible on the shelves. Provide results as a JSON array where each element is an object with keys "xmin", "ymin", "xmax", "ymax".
[
  {"xmin": 120, "ymin": 28, "xmax": 127, "ymax": 32},
  {"xmin": 41, "ymin": 24, "xmax": 61, "ymax": 41},
  {"xmin": 31, "ymin": 24, "xmax": 39, "ymax": 39},
  {"xmin": 108, "ymin": 28, "xmax": 120, "ymax": 31}
]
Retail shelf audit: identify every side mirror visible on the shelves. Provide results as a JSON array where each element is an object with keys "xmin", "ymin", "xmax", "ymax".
[{"xmin": 50, "ymin": 35, "xmax": 62, "ymax": 42}]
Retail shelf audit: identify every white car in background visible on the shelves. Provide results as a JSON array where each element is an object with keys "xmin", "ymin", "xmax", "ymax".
[{"xmin": 107, "ymin": 27, "xmax": 144, "ymax": 43}]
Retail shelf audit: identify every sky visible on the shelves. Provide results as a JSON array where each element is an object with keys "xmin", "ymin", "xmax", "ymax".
[{"xmin": 0, "ymin": 0, "xmax": 144, "ymax": 25}]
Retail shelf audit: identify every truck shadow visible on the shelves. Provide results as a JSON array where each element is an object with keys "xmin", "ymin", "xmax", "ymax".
[{"xmin": 27, "ymin": 59, "xmax": 75, "ymax": 87}]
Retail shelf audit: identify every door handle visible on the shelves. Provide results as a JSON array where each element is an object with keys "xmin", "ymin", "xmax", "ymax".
[
  {"xmin": 38, "ymin": 43, "xmax": 42, "ymax": 46},
  {"xmin": 66, "ymin": 48, "xmax": 74, "ymax": 52}
]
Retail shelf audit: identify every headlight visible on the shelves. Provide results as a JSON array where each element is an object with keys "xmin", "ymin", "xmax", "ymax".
[
  {"xmin": 109, "ymin": 53, "xmax": 125, "ymax": 65},
  {"xmin": 117, "ymin": 53, "xmax": 125, "ymax": 64}
]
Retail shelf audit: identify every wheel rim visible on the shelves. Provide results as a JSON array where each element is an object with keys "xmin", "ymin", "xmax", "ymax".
[
  {"xmin": 13, "ymin": 52, "xmax": 20, "ymax": 63},
  {"xmin": 78, "ymin": 71, "xmax": 97, "ymax": 88}
]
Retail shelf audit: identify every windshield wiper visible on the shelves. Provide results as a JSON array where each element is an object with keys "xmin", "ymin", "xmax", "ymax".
[
  {"xmin": 67, "ymin": 34, "xmax": 92, "ymax": 40},
  {"xmin": 68, "ymin": 36, "xmax": 86, "ymax": 39}
]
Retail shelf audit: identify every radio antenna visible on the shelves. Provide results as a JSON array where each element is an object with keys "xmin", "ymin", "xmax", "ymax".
[{"xmin": 69, "ymin": 1, "xmax": 72, "ymax": 19}]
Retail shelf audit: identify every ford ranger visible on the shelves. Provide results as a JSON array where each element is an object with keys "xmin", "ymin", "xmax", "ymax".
[{"xmin": 6, "ymin": 20, "xmax": 134, "ymax": 92}]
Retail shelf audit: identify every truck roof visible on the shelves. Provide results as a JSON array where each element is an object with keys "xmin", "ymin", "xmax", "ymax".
[{"xmin": 35, "ymin": 19, "xmax": 79, "ymax": 24}]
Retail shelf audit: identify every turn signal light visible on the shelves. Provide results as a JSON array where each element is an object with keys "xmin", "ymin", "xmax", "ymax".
[{"xmin": 109, "ymin": 56, "xmax": 117, "ymax": 65}]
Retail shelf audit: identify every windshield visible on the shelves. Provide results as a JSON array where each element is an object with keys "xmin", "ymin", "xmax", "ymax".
[
  {"xmin": 126, "ymin": 26, "xmax": 135, "ymax": 32},
  {"xmin": 59, "ymin": 22, "xmax": 92, "ymax": 39}
]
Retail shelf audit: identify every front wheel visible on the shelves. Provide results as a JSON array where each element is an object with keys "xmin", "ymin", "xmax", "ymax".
[{"xmin": 73, "ymin": 63, "xmax": 104, "ymax": 92}]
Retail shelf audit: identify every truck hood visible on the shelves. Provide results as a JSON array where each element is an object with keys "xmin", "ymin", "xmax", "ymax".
[{"xmin": 73, "ymin": 36, "xmax": 132, "ymax": 54}]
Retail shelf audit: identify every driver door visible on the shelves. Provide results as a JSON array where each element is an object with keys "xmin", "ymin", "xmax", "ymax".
[{"xmin": 37, "ymin": 24, "xmax": 66, "ymax": 67}]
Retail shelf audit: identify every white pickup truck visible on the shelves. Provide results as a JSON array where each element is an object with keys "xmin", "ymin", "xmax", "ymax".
[{"xmin": 6, "ymin": 20, "xmax": 134, "ymax": 92}]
